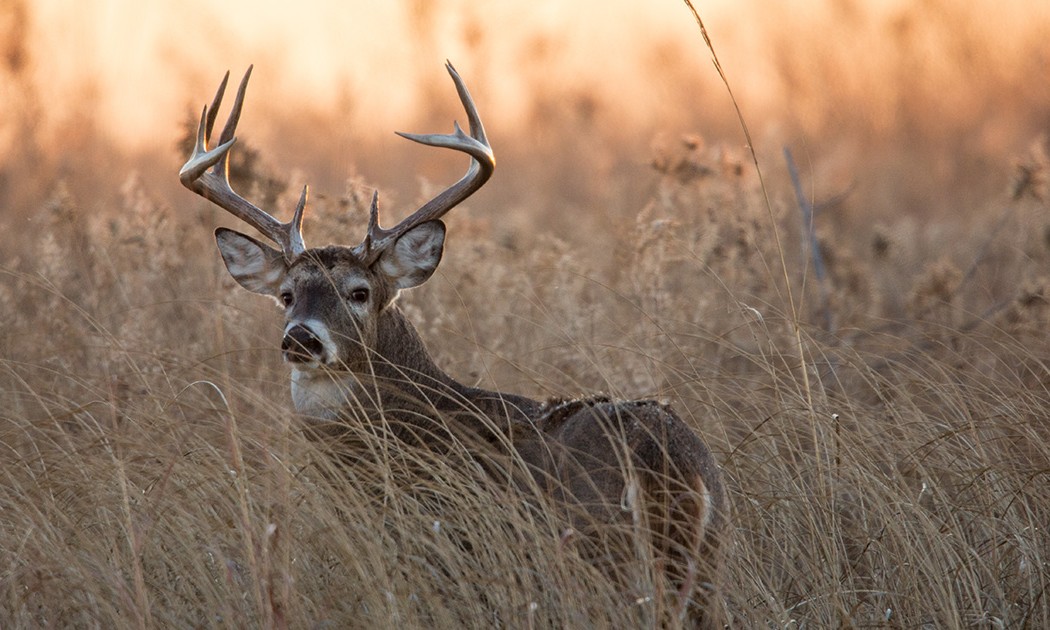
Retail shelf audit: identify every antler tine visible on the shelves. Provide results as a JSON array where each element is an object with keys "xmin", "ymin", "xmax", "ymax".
[
  {"xmin": 354, "ymin": 62, "xmax": 494, "ymax": 263},
  {"xmin": 215, "ymin": 66, "xmax": 250, "ymax": 149},
  {"xmin": 179, "ymin": 66, "xmax": 307, "ymax": 260},
  {"xmin": 204, "ymin": 71, "xmax": 229, "ymax": 146},
  {"xmin": 362, "ymin": 190, "xmax": 381, "ymax": 255},
  {"xmin": 445, "ymin": 60, "xmax": 488, "ymax": 146}
]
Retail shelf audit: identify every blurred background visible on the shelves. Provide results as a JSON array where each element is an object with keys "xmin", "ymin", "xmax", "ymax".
[{"xmin": 2, "ymin": 0, "xmax": 1048, "ymax": 234}]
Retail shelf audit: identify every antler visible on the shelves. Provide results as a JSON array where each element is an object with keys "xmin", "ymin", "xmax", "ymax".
[
  {"xmin": 181, "ymin": 63, "xmax": 492, "ymax": 264},
  {"xmin": 180, "ymin": 66, "xmax": 307, "ymax": 260},
  {"xmin": 353, "ymin": 61, "xmax": 495, "ymax": 264}
]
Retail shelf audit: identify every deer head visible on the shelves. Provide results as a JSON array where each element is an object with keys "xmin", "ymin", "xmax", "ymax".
[{"xmin": 179, "ymin": 63, "xmax": 493, "ymax": 374}]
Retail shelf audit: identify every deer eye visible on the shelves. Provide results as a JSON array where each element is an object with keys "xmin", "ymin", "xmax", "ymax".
[
  {"xmin": 280, "ymin": 292, "xmax": 293, "ymax": 307},
  {"xmin": 349, "ymin": 288, "xmax": 370, "ymax": 303}
]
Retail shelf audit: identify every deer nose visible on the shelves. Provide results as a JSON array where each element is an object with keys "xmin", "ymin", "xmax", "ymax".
[{"xmin": 282, "ymin": 324, "xmax": 324, "ymax": 363}]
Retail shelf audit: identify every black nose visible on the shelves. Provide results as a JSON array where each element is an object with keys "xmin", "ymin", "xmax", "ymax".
[{"xmin": 282, "ymin": 324, "xmax": 324, "ymax": 363}]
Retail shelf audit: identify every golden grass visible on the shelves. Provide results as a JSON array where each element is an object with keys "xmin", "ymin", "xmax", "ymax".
[{"xmin": 3, "ymin": 128, "xmax": 1049, "ymax": 626}]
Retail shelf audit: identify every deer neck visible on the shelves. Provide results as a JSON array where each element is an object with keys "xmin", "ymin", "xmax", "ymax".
[
  {"xmin": 366, "ymin": 307, "xmax": 542, "ymax": 436},
  {"xmin": 370, "ymin": 305, "xmax": 460, "ymax": 394},
  {"xmin": 290, "ymin": 305, "xmax": 540, "ymax": 428}
]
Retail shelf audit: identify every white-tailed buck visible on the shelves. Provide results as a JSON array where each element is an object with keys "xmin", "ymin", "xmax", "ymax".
[{"xmin": 181, "ymin": 63, "xmax": 726, "ymax": 624}]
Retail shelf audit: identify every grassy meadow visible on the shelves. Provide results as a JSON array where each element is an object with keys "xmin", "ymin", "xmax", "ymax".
[{"xmin": 3, "ymin": 1, "xmax": 1050, "ymax": 628}]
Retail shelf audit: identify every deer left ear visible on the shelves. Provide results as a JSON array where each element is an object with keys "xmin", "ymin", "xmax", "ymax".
[{"xmin": 377, "ymin": 220, "xmax": 446, "ymax": 290}]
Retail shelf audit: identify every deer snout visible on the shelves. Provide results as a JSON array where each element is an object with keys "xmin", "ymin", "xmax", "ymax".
[{"xmin": 282, "ymin": 324, "xmax": 325, "ymax": 364}]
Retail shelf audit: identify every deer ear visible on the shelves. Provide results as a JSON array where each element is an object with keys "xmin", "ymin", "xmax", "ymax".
[
  {"xmin": 215, "ymin": 228, "xmax": 288, "ymax": 297},
  {"xmin": 377, "ymin": 220, "xmax": 446, "ymax": 290}
]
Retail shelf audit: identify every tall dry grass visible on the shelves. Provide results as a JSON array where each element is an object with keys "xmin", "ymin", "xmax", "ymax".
[{"xmin": 3, "ymin": 126, "xmax": 1049, "ymax": 626}]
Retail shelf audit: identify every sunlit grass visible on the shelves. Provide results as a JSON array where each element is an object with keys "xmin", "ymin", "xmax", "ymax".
[{"xmin": 4, "ymin": 122, "xmax": 1049, "ymax": 625}]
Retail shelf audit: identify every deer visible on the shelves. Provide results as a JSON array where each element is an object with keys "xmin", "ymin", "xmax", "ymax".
[{"xmin": 180, "ymin": 63, "xmax": 727, "ymax": 625}]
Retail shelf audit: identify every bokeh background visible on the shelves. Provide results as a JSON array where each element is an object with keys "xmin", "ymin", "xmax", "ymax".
[{"xmin": 4, "ymin": 0, "xmax": 1048, "ymax": 227}]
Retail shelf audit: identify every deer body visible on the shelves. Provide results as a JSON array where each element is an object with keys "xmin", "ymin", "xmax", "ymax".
[{"xmin": 182, "ymin": 63, "xmax": 726, "ymax": 624}]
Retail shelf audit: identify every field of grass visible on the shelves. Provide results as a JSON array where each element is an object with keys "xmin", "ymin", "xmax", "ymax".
[{"xmin": 3, "ymin": 2, "xmax": 1050, "ymax": 628}]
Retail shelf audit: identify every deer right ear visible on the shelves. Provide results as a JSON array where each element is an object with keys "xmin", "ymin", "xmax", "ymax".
[
  {"xmin": 215, "ymin": 228, "xmax": 288, "ymax": 297},
  {"xmin": 376, "ymin": 220, "xmax": 446, "ymax": 290}
]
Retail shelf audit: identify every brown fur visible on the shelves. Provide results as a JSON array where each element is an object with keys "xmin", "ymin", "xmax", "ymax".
[{"xmin": 217, "ymin": 232, "xmax": 727, "ymax": 624}]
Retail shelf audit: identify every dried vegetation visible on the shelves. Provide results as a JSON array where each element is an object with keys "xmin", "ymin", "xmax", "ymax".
[{"xmin": 2, "ymin": 1, "xmax": 1050, "ymax": 627}]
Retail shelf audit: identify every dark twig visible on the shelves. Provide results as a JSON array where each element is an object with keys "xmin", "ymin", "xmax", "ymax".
[{"xmin": 784, "ymin": 147, "xmax": 833, "ymax": 333}]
